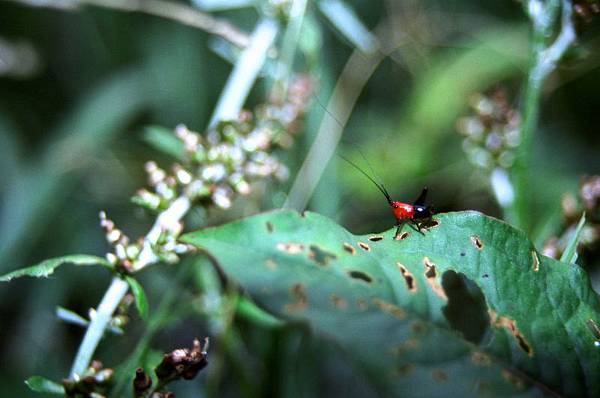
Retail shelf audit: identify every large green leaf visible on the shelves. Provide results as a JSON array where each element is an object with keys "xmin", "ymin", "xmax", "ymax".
[{"xmin": 182, "ymin": 210, "xmax": 600, "ymax": 397}]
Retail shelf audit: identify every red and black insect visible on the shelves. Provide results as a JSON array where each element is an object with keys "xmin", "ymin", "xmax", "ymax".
[{"xmin": 340, "ymin": 155, "xmax": 434, "ymax": 239}]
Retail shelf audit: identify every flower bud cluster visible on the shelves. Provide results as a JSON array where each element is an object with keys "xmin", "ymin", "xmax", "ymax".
[
  {"xmin": 456, "ymin": 89, "xmax": 521, "ymax": 171},
  {"xmin": 107, "ymin": 76, "xmax": 313, "ymax": 272},
  {"xmin": 543, "ymin": 176, "xmax": 600, "ymax": 260},
  {"xmin": 100, "ymin": 211, "xmax": 142, "ymax": 273}
]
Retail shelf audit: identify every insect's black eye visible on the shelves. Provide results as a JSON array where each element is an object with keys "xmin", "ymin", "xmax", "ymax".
[{"xmin": 414, "ymin": 206, "xmax": 430, "ymax": 218}]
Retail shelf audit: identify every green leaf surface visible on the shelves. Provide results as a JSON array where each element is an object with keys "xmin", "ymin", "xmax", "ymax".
[
  {"xmin": 25, "ymin": 376, "xmax": 64, "ymax": 394},
  {"xmin": 125, "ymin": 276, "xmax": 149, "ymax": 320},
  {"xmin": 182, "ymin": 210, "xmax": 600, "ymax": 397},
  {"xmin": 561, "ymin": 213, "xmax": 586, "ymax": 264},
  {"xmin": 0, "ymin": 255, "xmax": 111, "ymax": 282}
]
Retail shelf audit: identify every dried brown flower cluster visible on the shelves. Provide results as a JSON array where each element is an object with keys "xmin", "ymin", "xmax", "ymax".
[
  {"xmin": 63, "ymin": 360, "xmax": 113, "ymax": 397},
  {"xmin": 133, "ymin": 338, "xmax": 209, "ymax": 398},
  {"xmin": 543, "ymin": 176, "xmax": 600, "ymax": 259}
]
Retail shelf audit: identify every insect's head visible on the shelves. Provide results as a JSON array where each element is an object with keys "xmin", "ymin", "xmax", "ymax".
[{"xmin": 413, "ymin": 205, "xmax": 433, "ymax": 219}]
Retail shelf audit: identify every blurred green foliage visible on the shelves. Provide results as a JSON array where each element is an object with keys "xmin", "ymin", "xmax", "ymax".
[{"xmin": 1, "ymin": 0, "xmax": 600, "ymax": 396}]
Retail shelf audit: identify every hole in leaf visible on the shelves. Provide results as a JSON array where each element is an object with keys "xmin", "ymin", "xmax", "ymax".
[
  {"xmin": 490, "ymin": 312, "xmax": 533, "ymax": 356},
  {"xmin": 368, "ymin": 235, "xmax": 383, "ymax": 242},
  {"xmin": 441, "ymin": 270, "xmax": 490, "ymax": 345},
  {"xmin": 423, "ymin": 257, "xmax": 447, "ymax": 300},
  {"xmin": 471, "ymin": 235, "xmax": 484, "ymax": 250},
  {"xmin": 342, "ymin": 243, "xmax": 356, "ymax": 255},
  {"xmin": 395, "ymin": 232, "xmax": 409, "ymax": 241},
  {"xmin": 397, "ymin": 262, "xmax": 417, "ymax": 293},
  {"xmin": 460, "ymin": 252, "xmax": 466, "ymax": 257},
  {"xmin": 266, "ymin": 221, "xmax": 274, "ymax": 233},
  {"xmin": 308, "ymin": 245, "xmax": 337, "ymax": 266},
  {"xmin": 358, "ymin": 242, "xmax": 370, "ymax": 251},
  {"xmin": 428, "ymin": 219, "xmax": 440, "ymax": 228},
  {"xmin": 348, "ymin": 270, "xmax": 373, "ymax": 284},
  {"xmin": 277, "ymin": 242, "xmax": 304, "ymax": 254}
]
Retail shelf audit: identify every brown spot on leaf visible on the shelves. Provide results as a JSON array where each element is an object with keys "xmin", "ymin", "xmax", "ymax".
[
  {"xmin": 348, "ymin": 270, "xmax": 373, "ymax": 284},
  {"xmin": 266, "ymin": 221, "xmax": 274, "ymax": 233},
  {"xmin": 471, "ymin": 351, "xmax": 491, "ymax": 366},
  {"xmin": 397, "ymin": 262, "xmax": 417, "ymax": 293},
  {"xmin": 308, "ymin": 244, "xmax": 337, "ymax": 266},
  {"xmin": 368, "ymin": 235, "xmax": 383, "ymax": 242},
  {"xmin": 358, "ymin": 242, "xmax": 370, "ymax": 251},
  {"xmin": 411, "ymin": 322, "xmax": 425, "ymax": 335},
  {"xmin": 277, "ymin": 242, "xmax": 305, "ymax": 254},
  {"xmin": 395, "ymin": 232, "xmax": 409, "ymax": 241},
  {"xmin": 330, "ymin": 294, "xmax": 348, "ymax": 310},
  {"xmin": 264, "ymin": 259, "xmax": 277, "ymax": 270},
  {"xmin": 423, "ymin": 257, "xmax": 447, "ymax": 300},
  {"xmin": 372, "ymin": 298, "xmax": 406, "ymax": 319},
  {"xmin": 284, "ymin": 283, "xmax": 308, "ymax": 312},
  {"xmin": 357, "ymin": 298, "xmax": 368, "ymax": 311},
  {"xmin": 343, "ymin": 242, "xmax": 356, "ymax": 255},
  {"xmin": 471, "ymin": 235, "xmax": 484, "ymax": 250},
  {"xmin": 501, "ymin": 370, "xmax": 526, "ymax": 389},
  {"xmin": 532, "ymin": 251, "xmax": 539, "ymax": 272},
  {"xmin": 395, "ymin": 363, "xmax": 414, "ymax": 377},
  {"xmin": 403, "ymin": 338, "xmax": 419, "ymax": 350},
  {"xmin": 492, "ymin": 314, "xmax": 534, "ymax": 357},
  {"xmin": 432, "ymin": 370, "xmax": 448, "ymax": 382}
]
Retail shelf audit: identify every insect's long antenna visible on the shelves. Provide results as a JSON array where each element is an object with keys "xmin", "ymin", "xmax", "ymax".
[
  {"xmin": 313, "ymin": 93, "xmax": 392, "ymax": 203},
  {"xmin": 338, "ymin": 153, "xmax": 392, "ymax": 204}
]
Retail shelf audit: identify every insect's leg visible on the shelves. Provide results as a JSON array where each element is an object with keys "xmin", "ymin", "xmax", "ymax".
[
  {"xmin": 394, "ymin": 221, "xmax": 406, "ymax": 240},
  {"xmin": 409, "ymin": 219, "xmax": 425, "ymax": 236}
]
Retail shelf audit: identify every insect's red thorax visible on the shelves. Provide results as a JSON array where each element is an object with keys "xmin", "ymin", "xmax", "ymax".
[{"xmin": 390, "ymin": 201, "xmax": 414, "ymax": 220}]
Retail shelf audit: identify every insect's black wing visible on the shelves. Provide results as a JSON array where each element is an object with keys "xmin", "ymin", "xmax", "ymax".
[{"xmin": 413, "ymin": 187, "xmax": 428, "ymax": 206}]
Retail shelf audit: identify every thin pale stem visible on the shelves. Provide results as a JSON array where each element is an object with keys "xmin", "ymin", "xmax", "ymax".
[
  {"xmin": 5, "ymin": 0, "xmax": 250, "ymax": 48},
  {"xmin": 283, "ymin": 48, "xmax": 384, "ymax": 211},
  {"xmin": 70, "ymin": 276, "xmax": 129, "ymax": 377}
]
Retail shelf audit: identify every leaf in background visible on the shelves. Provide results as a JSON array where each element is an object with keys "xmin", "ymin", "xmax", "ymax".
[
  {"xmin": 560, "ymin": 213, "xmax": 586, "ymax": 264},
  {"xmin": 0, "ymin": 255, "xmax": 111, "ymax": 282},
  {"xmin": 125, "ymin": 276, "xmax": 149, "ymax": 320},
  {"xmin": 318, "ymin": 0, "xmax": 379, "ymax": 54},
  {"xmin": 143, "ymin": 125, "xmax": 185, "ymax": 160},
  {"xmin": 236, "ymin": 295, "xmax": 286, "ymax": 329},
  {"xmin": 25, "ymin": 376, "xmax": 64, "ymax": 394},
  {"xmin": 0, "ymin": 70, "xmax": 146, "ymax": 272},
  {"xmin": 182, "ymin": 210, "xmax": 600, "ymax": 397}
]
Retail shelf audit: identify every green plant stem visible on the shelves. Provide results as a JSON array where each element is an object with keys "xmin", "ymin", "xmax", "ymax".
[
  {"xmin": 70, "ymin": 276, "xmax": 129, "ymax": 377},
  {"xmin": 512, "ymin": 0, "xmax": 575, "ymax": 230}
]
